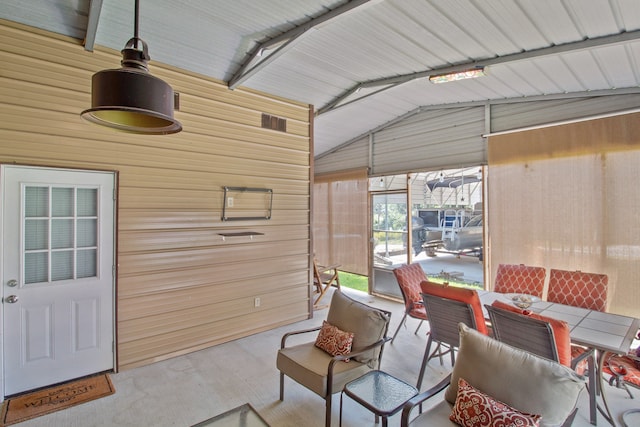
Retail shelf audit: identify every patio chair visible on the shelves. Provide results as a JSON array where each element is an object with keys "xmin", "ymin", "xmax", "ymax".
[
  {"xmin": 487, "ymin": 301, "xmax": 596, "ymax": 422},
  {"xmin": 313, "ymin": 258, "xmax": 341, "ymax": 309},
  {"xmin": 602, "ymin": 351, "xmax": 640, "ymax": 399},
  {"xmin": 277, "ymin": 290, "xmax": 391, "ymax": 427},
  {"xmin": 416, "ymin": 281, "xmax": 488, "ymax": 389},
  {"xmin": 486, "ymin": 301, "xmax": 593, "ymax": 370},
  {"xmin": 401, "ymin": 324, "xmax": 585, "ymax": 427},
  {"xmin": 493, "ymin": 263, "xmax": 546, "ymax": 298},
  {"xmin": 547, "ymin": 269, "xmax": 608, "ymax": 312},
  {"xmin": 390, "ymin": 263, "xmax": 428, "ymax": 343},
  {"xmin": 602, "ymin": 328, "xmax": 640, "ymax": 400}
]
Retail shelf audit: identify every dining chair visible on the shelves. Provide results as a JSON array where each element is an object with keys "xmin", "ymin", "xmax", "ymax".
[
  {"xmin": 547, "ymin": 268, "xmax": 608, "ymax": 312},
  {"xmin": 277, "ymin": 290, "xmax": 391, "ymax": 427},
  {"xmin": 416, "ymin": 281, "xmax": 488, "ymax": 389},
  {"xmin": 493, "ymin": 263, "xmax": 546, "ymax": 298},
  {"xmin": 488, "ymin": 300, "xmax": 594, "ymax": 371},
  {"xmin": 487, "ymin": 300, "xmax": 596, "ymax": 422},
  {"xmin": 545, "ymin": 268, "xmax": 607, "ymax": 400},
  {"xmin": 486, "ymin": 302, "xmax": 569, "ymax": 365},
  {"xmin": 602, "ymin": 351, "xmax": 640, "ymax": 399},
  {"xmin": 391, "ymin": 263, "xmax": 428, "ymax": 343}
]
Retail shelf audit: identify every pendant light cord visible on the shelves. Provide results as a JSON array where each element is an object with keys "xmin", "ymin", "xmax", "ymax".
[{"xmin": 133, "ymin": 0, "xmax": 140, "ymax": 45}]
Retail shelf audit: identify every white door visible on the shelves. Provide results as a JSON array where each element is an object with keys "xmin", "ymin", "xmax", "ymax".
[{"xmin": 1, "ymin": 165, "xmax": 115, "ymax": 396}]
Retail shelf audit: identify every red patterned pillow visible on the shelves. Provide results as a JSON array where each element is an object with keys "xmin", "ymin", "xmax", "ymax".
[
  {"xmin": 314, "ymin": 321, "xmax": 354, "ymax": 360},
  {"xmin": 450, "ymin": 378, "xmax": 542, "ymax": 427}
]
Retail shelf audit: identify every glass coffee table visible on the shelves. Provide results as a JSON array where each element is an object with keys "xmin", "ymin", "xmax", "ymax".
[
  {"xmin": 340, "ymin": 370, "xmax": 418, "ymax": 427},
  {"xmin": 191, "ymin": 403, "xmax": 270, "ymax": 427}
]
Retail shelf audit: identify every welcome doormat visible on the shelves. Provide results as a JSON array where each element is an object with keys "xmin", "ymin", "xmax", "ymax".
[{"xmin": 0, "ymin": 373, "xmax": 115, "ymax": 426}]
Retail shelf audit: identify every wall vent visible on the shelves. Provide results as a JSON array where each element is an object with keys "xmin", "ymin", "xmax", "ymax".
[
  {"xmin": 174, "ymin": 92, "xmax": 180, "ymax": 111},
  {"xmin": 261, "ymin": 113, "xmax": 287, "ymax": 132}
]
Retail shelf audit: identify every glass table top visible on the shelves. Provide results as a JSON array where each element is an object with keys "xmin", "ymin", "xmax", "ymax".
[{"xmin": 191, "ymin": 403, "xmax": 269, "ymax": 427}]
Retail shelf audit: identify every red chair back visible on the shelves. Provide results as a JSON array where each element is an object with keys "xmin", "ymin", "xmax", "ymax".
[
  {"xmin": 393, "ymin": 264, "xmax": 428, "ymax": 319},
  {"xmin": 493, "ymin": 263, "xmax": 546, "ymax": 298},
  {"xmin": 547, "ymin": 269, "xmax": 608, "ymax": 312}
]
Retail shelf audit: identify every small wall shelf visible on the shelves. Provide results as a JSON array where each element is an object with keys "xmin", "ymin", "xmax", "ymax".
[
  {"xmin": 218, "ymin": 232, "xmax": 264, "ymax": 237},
  {"xmin": 218, "ymin": 231, "xmax": 264, "ymax": 241}
]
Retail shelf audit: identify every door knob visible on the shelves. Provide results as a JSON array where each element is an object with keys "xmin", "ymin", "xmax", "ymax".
[
  {"xmin": 5, "ymin": 295, "xmax": 18, "ymax": 304},
  {"xmin": 7, "ymin": 279, "xmax": 18, "ymax": 287}
]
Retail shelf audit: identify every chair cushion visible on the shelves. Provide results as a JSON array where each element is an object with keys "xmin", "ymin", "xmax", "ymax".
[
  {"xmin": 326, "ymin": 291, "xmax": 389, "ymax": 367},
  {"xmin": 603, "ymin": 353, "xmax": 640, "ymax": 388},
  {"xmin": 276, "ymin": 342, "xmax": 371, "ymax": 397},
  {"xmin": 420, "ymin": 281, "xmax": 488, "ymax": 335},
  {"xmin": 444, "ymin": 324, "xmax": 584, "ymax": 427},
  {"xmin": 450, "ymin": 378, "xmax": 541, "ymax": 427},
  {"xmin": 314, "ymin": 320, "xmax": 354, "ymax": 359},
  {"xmin": 409, "ymin": 400, "xmax": 457, "ymax": 427},
  {"xmin": 491, "ymin": 300, "xmax": 572, "ymax": 367}
]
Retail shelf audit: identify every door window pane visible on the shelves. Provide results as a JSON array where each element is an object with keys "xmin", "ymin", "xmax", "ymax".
[
  {"xmin": 52, "ymin": 251, "xmax": 73, "ymax": 281},
  {"xmin": 25, "ymin": 252, "xmax": 48, "ymax": 284},
  {"xmin": 52, "ymin": 219, "xmax": 73, "ymax": 249},
  {"xmin": 77, "ymin": 189, "xmax": 97, "ymax": 216},
  {"xmin": 77, "ymin": 219, "xmax": 97, "ymax": 248},
  {"xmin": 77, "ymin": 249, "xmax": 97, "ymax": 278},
  {"xmin": 25, "ymin": 187, "xmax": 48, "ymax": 217},
  {"xmin": 52, "ymin": 188, "xmax": 73, "ymax": 217},
  {"xmin": 25, "ymin": 219, "xmax": 48, "ymax": 250}
]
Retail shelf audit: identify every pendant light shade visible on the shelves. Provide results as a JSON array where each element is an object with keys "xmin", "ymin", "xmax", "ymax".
[{"xmin": 81, "ymin": 1, "xmax": 182, "ymax": 134}]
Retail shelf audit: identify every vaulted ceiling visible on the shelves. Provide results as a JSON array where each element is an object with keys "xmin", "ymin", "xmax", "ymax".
[{"xmin": 2, "ymin": 0, "xmax": 640, "ymax": 156}]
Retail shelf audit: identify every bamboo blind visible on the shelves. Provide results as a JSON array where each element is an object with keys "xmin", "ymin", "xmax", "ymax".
[{"xmin": 487, "ymin": 113, "xmax": 640, "ymax": 317}]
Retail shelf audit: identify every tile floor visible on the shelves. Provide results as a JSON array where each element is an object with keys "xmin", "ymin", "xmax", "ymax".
[{"xmin": 10, "ymin": 288, "xmax": 640, "ymax": 427}]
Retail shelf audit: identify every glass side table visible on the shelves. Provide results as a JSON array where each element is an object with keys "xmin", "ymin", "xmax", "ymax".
[
  {"xmin": 340, "ymin": 370, "xmax": 418, "ymax": 427},
  {"xmin": 191, "ymin": 403, "xmax": 270, "ymax": 427}
]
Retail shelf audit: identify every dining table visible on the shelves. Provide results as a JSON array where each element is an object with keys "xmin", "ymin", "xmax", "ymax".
[{"xmin": 478, "ymin": 290, "xmax": 640, "ymax": 427}]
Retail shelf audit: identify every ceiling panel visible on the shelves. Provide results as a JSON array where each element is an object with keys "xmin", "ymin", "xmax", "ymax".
[{"xmin": 2, "ymin": 0, "xmax": 640, "ymax": 156}]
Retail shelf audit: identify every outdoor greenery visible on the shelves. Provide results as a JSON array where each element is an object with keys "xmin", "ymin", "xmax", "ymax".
[
  {"xmin": 373, "ymin": 202, "xmax": 406, "ymax": 233},
  {"xmin": 338, "ymin": 271, "xmax": 368, "ymax": 292},
  {"xmin": 338, "ymin": 270, "xmax": 478, "ymax": 294}
]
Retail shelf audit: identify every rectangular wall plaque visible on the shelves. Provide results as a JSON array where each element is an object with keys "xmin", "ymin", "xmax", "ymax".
[{"xmin": 222, "ymin": 187, "xmax": 273, "ymax": 221}]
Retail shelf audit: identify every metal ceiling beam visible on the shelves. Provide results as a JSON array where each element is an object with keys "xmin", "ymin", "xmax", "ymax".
[
  {"xmin": 317, "ymin": 29, "xmax": 640, "ymax": 115},
  {"xmin": 83, "ymin": 0, "xmax": 104, "ymax": 52},
  {"xmin": 315, "ymin": 87, "xmax": 640, "ymax": 160},
  {"xmin": 228, "ymin": 0, "xmax": 375, "ymax": 90}
]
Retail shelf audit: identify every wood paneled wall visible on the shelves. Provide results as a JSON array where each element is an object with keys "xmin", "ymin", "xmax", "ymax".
[{"xmin": 0, "ymin": 20, "xmax": 312, "ymax": 370}]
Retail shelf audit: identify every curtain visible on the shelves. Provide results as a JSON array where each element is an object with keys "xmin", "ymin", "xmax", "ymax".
[
  {"xmin": 487, "ymin": 112, "xmax": 640, "ymax": 316},
  {"xmin": 313, "ymin": 168, "xmax": 369, "ymax": 276}
]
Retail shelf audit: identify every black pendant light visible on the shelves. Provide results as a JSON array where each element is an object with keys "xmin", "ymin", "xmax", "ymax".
[{"xmin": 81, "ymin": 0, "xmax": 182, "ymax": 134}]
